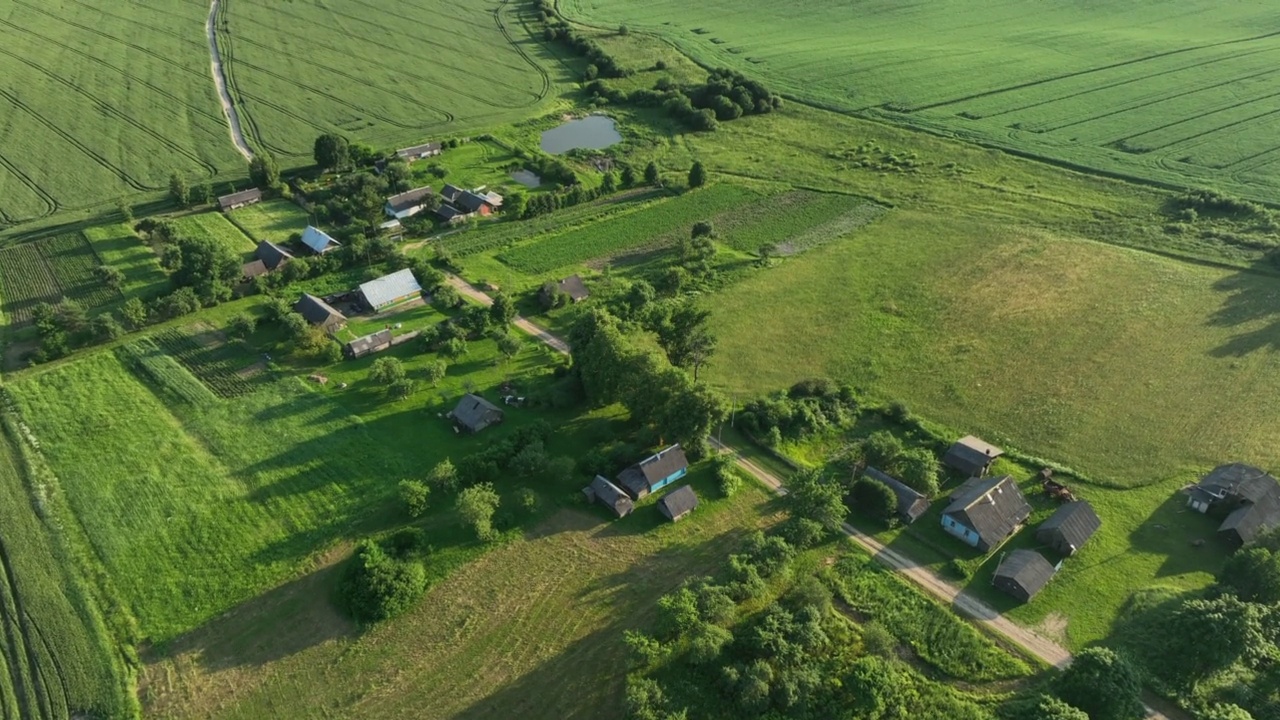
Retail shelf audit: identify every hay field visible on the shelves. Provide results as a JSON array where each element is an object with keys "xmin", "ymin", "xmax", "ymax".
[{"xmin": 561, "ymin": 0, "xmax": 1280, "ymax": 199}]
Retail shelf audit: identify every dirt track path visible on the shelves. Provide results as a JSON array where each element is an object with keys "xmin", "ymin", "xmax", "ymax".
[
  {"xmin": 444, "ymin": 274, "xmax": 570, "ymax": 354},
  {"xmin": 206, "ymin": 0, "xmax": 253, "ymax": 161}
]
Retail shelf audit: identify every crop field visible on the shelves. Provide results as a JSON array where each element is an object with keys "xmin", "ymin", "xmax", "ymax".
[
  {"xmin": 0, "ymin": 0, "xmax": 244, "ymax": 226},
  {"xmin": 172, "ymin": 212, "xmax": 257, "ymax": 259},
  {"xmin": 562, "ymin": 0, "xmax": 1280, "ymax": 199},
  {"xmin": 0, "ymin": 233, "xmax": 120, "ymax": 326},
  {"xmin": 219, "ymin": 0, "xmax": 560, "ymax": 159},
  {"xmin": 150, "ymin": 327, "xmax": 261, "ymax": 399},
  {"xmin": 695, "ymin": 189, "xmax": 885, "ymax": 255},
  {"xmin": 227, "ymin": 199, "xmax": 310, "ymax": 246},
  {"xmin": 82, "ymin": 223, "xmax": 169, "ymax": 300}
]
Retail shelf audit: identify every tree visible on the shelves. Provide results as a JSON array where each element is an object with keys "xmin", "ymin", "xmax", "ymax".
[
  {"xmin": 601, "ymin": 171, "xmax": 617, "ymax": 194},
  {"xmin": 1055, "ymin": 647, "xmax": 1145, "ymax": 720},
  {"xmin": 90, "ymin": 313, "xmax": 125, "ymax": 342},
  {"xmin": 425, "ymin": 359, "xmax": 447, "ymax": 387},
  {"xmin": 441, "ymin": 336, "xmax": 468, "ymax": 361},
  {"xmin": 655, "ymin": 302, "xmax": 717, "ymax": 380},
  {"xmin": 644, "ymin": 161, "xmax": 660, "ymax": 186},
  {"xmin": 1219, "ymin": 546, "xmax": 1280, "ymax": 604},
  {"xmin": 427, "ymin": 458, "xmax": 460, "ymax": 494},
  {"xmin": 195, "ymin": 182, "xmax": 214, "ymax": 206},
  {"xmin": 490, "ymin": 292, "xmax": 517, "ymax": 326},
  {"xmin": 165, "ymin": 234, "xmax": 240, "ymax": 298},
  {"xmin": 862, "ymin": 430, "xmax": 904, "ymax": 470},
  {"xmin": 618, "ymin": 24, "xmax": 629, "ymax": 35},
  {"xmin": 249, "ymin": 153, "xmax": 281, "ymax": 188},
  {"xmin": 688, "ymin": 161, "xmax": 707, "ymax": 188},
  {"xmin": 121, "ymin": 297, "xmax": 148, "ymax": 329},
  {"xmin": 1198, "ymin": 704, "xmax": 1255, "ymax": 720},
  {"xmin": 1016, "ymin": 695, "xmax": 1089, "ymax": 720},
  {"xmin": 851, "ymin": 476, "xmax": 897, "ymax": 523},
  {"xmin": 369, "ymin": 357, "xmax": 406, "ymax": 385},
  {"xmin": 496, "ymin": 333, "xmax": 521, "ymax": 363},
  {"xmin": 382, "ymin": 159, "xmax": 412, "ymax": 193},
  {"xmin": 227, "ymin": 313, "xmax": 257, "ymax": 339},
  {"xmin": 583, "ymin": 64, "xmax": 599, "ymax": 81},
  {"xmin": 169, "ymin": 172, "xmax": 190, "ymax": 207},
  {"xmin": 313, "ymin": 133, "xmax": 350, "ymax": 171},
  {"xmin": 399, "ymin": 479, "xmax": 430, "ymax": 518},
  {"xmin": 1160, "ymin": 594, "xmax": 1262, "ymax": 687},
  {"xmin": 457, "ymin": 482, "xmax": 501, "ymax": 541},
  {"xmin": 785, "ymin": 468, "xmax": 846, "ymax": 532},
  {"xmin": 504, "ymin": 190, "xmax": 527, "ymax": 218},
  {"xmin": 388, "ymin": 377, "xmax": 416, "ymax": 399},
  {"xmin": 340, "ymin": 540, "xmax": 427, "ymax": 623},
  {"xmin": 117, "ymin": 199, "xmax": 134, "ymax": 225},
  {"xmin": 280, "ymin": 312, "xmax": 308, "ymax": 339},
  {"xmin": 897, "ymin": 447, "xmax": 940, "ymax": 496},
  {"xmin": 621, "ymin": 165, "xmax": 637, "ymax": 187},
  {"xmin": 433, "ymin": 284, "xmax": 461, "ymax": 309},
  {"xmin": 757, "ymin": 242, "xmax": 777, "ymax": 267},
  {"xmin": 93, "ymin": 265, "xmax": 124, "ymax": 290}
]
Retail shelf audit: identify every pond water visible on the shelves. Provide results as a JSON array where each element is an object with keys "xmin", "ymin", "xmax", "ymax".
[
  {"xmin": 540, "ymin": 115, "xmax": 622, "ymax": 154},
  {"xmin": 510, "ymin": 169, "xmax": 542, "ymax": 188}
]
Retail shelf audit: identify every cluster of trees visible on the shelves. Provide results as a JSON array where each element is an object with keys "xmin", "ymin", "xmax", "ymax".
[
  {"xmin": 738, "ymin": 379, "xmax": 862, "ymax": 447},
  {"xmin": 340, "ymin": 538, "xmax": 427, "ymax": 623},
  {"xmin": 533, "ymin": 0, "xmax": 629, "ymax": 79},
  {"xmin": 29, "ymin": 297, "xmax": 125, "ymax": 362},
  {"xmin": 1175, "ymin": 188, "xmax": 1269, "ymax": 221},
  {"xmin": 848, "ymin": 431, "xmax": 940, "ymax": 496},
  {"xmin": 586, "ymin": 71, "xmax": 780, "ymax": 132}
]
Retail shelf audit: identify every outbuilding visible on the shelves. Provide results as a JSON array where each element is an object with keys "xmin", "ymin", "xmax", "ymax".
[
  {"xmin": 218, "ymin": 188, "xmax": 262, "ymax": 212},
  {"xmin": 344, "ymin": 329, "xmax": 393, "ymax": 359},
  {"xmin": 657, "ymin": 486, "xmax": 699, "ymax": 522},
  {"xmin": 256, "ymin": 240, "xmax": 294, "ymax": 271},
  {"xmin": 449, "ymin": 393, "xmax": 504, "ymax": 434},
  {"xmin": 558, "ymin": 275, "xmax": 590, "ymax": 303},
  {"xmin": 863, "ymin": 466, "xmax": 931, "ymax": 524},
  {"xmin": 300, "ymin": 225, "xmax": 341, "ymax": 254},
  {"xmin": 1186, "ymin": 463, "xmax": 1280, "ymax": 545},
  {"xmin": 294, "ymin": 293, "xmax": 347, "ymax": 332},
  {"xmin": 992, "ymin": 549, "xmax": 1057, "ymax": 602},
  {"xmin": 1036, "ymin": 501, "xmax": 1101, "ymax": 556},
  {"xmin": 384, "ymin": 186, "xmax": 436, "ymax": 219},
  {"xmin": 617, "ymin": 445, "xmax": 689, "ymax": 500},
  {"xmin": 358, "ymin": 268, "xmax": 422, "ymax": 311},
  {"xmin": 943, "ymin": 435, "xmax": 1003, "ymax": 477},
  {"xmin": 396, "ymin": 142, "xmax": 442, "ymax": 161},
  {"xmin": 583, "ymin": 475, "xmax": 634, "ymax": 518}
]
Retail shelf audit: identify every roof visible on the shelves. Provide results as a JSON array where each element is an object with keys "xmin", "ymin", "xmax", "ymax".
[
  {"xmin": 1198, "ymin": 463, "xmax": 1276, "ymax": 501},
  {"xmin": 993, "ymin": 550, "xmax": 1057, "ymax": 600},
  {"xmin": 385, "ymin": 186, "xmax": 434, "ymax": 214},
  {"xmin": 558, "ymin": 274, "xmax": 589, "ymax": 301},
  {"xmin": 441, "ymin": 184, "xmax": 464, "ymax": 202},
  {"xmin": 217, "ymin": 188, "xmax": 261, "ymax": 210},
  {"xmin": 943, "ymin": 475, "xmax": 1031, "ymax": 548},
  {"xmin": 1193, "ymin": 464, "xmax": 1280, "ymax": 544},
  {"xmin": 1220, "ymin": 483, "xmax": 1280, "ymax": 545},
  {"xmin": 436, "ymin": 204, "xmax": 465, "ymax": 221},
  {"xmin": 943, "ymin": 435, "xmax": 1003, "ymax": 474},
  {"xmin": 451, "ymin": 393, "xmax": 503, "ymax": 432},
  {"xmin": 294, "ymin": 293, "xmax": 346, "ymax": 326},
  {"xmin": 1036, "ymin": 501, "xmax": 1101, "ymax": 553},
  {"xmin": 241, "ymin": 259, "xmax": 269, "ymax": 279},
  {"xmin": 359, "ymin": 268, "xmax": 422, "ymax": 309},
  {"xmin": 864, "ymin": 466, "xmax": 931, "ymax": 522},
  {"xmin": 379, "ymin": 219, "xmax": 402, "ymax": 230},
  {"xmin": 301, "ymin": 226, "xmax": 340, "ymax": 254},
  {"xmin": 345, "ymin": 329, "xmax": 392, "ymax": 356},
  {"xmin": 396, "ymin": 142, "xmax": 441, "ymax": 157},
  {"xmin": 638, "ymin": 445, "xmax": 688, "ymax": 485},
  {"xmin": 658, "ymin": 486, "xmax": 699, "ymax": 519},
  {"xmin": 483, "ymin": 191, "xmax": 503, "ymax": 207},
  {"xmin": 456, "ymin": 190, "xmax": 495, "ymax": 213},
  {"xmin": 587, "ymin": 475, "xmax": 633, "ymax": 517},
  {"xmin": 256, "ymin": 240, "xmax": 294, "ymax": 270}
]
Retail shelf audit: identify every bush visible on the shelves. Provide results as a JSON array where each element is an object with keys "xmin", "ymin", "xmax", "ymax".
[
  {"xmin": 427, "ymin": 458, "xmax": 460, "ymax": 494},
  {"xmin": 719, "ymin": 468, "xmax": 742, "ymax": 498},
  {"xmin": 399, "ymin": 479, "xmax": 430, "ymax": 518},
  {"xmin": 1055, "ymin": 647, "xmax": 1145, "ymax": 720},
  {"xmin": 851, "ymin": 475, "xmax": 898, "ymax": 524},
  {"xmin": 226, "ymin": 312, "xmax": 257, "ymax": 339},
  {"xmin": 457, "ymin": 483, "xmax": 501, "ymax": 541},
  {"xmin": 340, "ymin": 540, "xmax": 427, "ymax": 623}
]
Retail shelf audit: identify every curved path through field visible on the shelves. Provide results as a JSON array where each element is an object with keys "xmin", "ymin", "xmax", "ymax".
[{"xmin": 206, "ymin": 0, "xmax": 253, "ymax": 161}]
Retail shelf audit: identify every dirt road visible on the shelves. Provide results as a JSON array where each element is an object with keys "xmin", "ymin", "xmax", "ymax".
[
  {"xmin": 206, "ymin": 0, "xmax": 253, "ymax": 161},
  {"xmin": 444, "ymin": 274, "xmax": 570, "ymax": 354}
]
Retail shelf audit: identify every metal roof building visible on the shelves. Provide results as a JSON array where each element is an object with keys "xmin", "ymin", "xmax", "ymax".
[
  {"xmin": 300, "ymin": 226, "xmax": 341, "ymax": 254},
  {"xmin": 358, "ymin": 268, "xmax": 422, "ymax": 310}
]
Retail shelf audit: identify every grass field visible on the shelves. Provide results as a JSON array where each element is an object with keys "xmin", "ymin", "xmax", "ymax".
[
  {"xmin": 82, "ymin": 222, "xmax": 169, "ymax": 300},
  {"xmin": 226, "ymin": 199, "xmax": 310, "ymax": 246},
  {"xmin": 561, "ymin": 0, "xmax": 1280, "ymax": 201},
  {"xmin": 172, "ymin": 212, "xmax": 257, "ymax": 261},
  {"xmin": 0, "ymin": 232, "xmax": 121, "ymax": 326}
]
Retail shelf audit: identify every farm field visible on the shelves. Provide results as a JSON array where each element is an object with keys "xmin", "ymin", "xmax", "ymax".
[
  {"xmin": 172, "ymin": 212, "xmax": 257, "ymax": 260},
  {"xmin": 226, "ymin": 199, "xmax": 310, "ymax": 246},
  {"xmin": 561, "ymin": 0, "xmax": 1280, "ymax": 200},
  {"xmin": 82, "ymin": 223, "xmax": 168, "ymax": 300},
  {"xmin": 0, "ymin": 232, "xmax": 121, "ymax": 326}
]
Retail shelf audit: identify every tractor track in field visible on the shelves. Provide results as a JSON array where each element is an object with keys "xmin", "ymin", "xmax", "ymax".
[
  {"xmin": 206, "ymin": 0, "xmax": 253, "ymax": 161},
  {"xmin": 0, "ymin": 154, "xmax": 57, "ymax": 222},
  {"xmin": 0, "ymin": 531, "xmax": 57, "ymax": 720},
  {"xmin": 495, "ymin": 0, "xmax": 552, "ymax": 104}
]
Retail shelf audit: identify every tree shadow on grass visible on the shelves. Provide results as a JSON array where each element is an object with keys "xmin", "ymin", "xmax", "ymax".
[
  {"xmin": 1127, "ymin": 493, "xmax": 1231, "ymax": 579},
  {"xmin": 1206, "ymin": 266, "xmax": 1280, "ymax": 357}
]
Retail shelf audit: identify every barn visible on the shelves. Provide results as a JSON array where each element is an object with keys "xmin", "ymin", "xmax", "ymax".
[
  {"xmin": 943, "ymin": 435, "xmax": 1003, "ymax": 477},
  {"xmin": 449, "ymin": 394, "xmax": 504, "ymax": 433},
  {"xmin": 344, "ymin": 329, "xmax": 393, "ymax": 359},
  {"xmin": 558, "ymin": 275, "xmax": 590, "ymax": 303},
  {"xmin": 657, "ymin": 486, "xmax": 699, "ymax": 522},
  {"xmin": 1036, "ymin": 501, "xmax": 1101, "ymax": 556},
  {"xmin": 294, "ymin": 293, "xmax": 347, "ymax": 332},
  {"xmin": 863, "ymin": 466, "xmax": 931, "ymax": 524},
  {"xmin": 583, "ymin": 475, "xmax": 634, "ymax": 518},
  {"xmin": 300, "ymin": 226, "xmax": 341, "ymax": 254},
  {"xmin": 256, "ymin": 240, "xmax": 294, "ymax": 271},
  {"xmin": 358, "ymin": 268, "xmax": 422, "ymax": 311},
  {"xmin": 218, "ymin": 188, "xmax": 262, "ymax": 212},
  {"xmin": 396, "ymin": 142, "xmax": 442, "ymax": 161},
  {"xmin": 992, "ymin": 550, "xmax": 1057, "ymax": 602}
]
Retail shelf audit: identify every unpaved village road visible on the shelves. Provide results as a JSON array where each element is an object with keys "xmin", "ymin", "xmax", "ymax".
[{"xmin": 207, "ymin": 0, "xmax": 253, "ymax": 161}]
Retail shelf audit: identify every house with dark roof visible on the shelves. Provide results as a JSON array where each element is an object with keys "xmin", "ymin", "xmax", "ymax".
[
  {"xmin": 344, "ymin": 329, "xmax": 393, "ymax": 359},
  {"xmin": 300, "ymin": 226, "xmax": 341, "ymax": 254},
  {"xmin": 241, "ymin": 259, "xmax": 269, "ymax": 282},
  {"xmin": 658, "ymin": 486, "xmax": 699, "ymax": 522},
  {"xmin": 294, "ymin": 293, "xmax": 347, "ymax": 332},
  {"xmin": 583, "ymin": 475, "xmax": 634, "ymax": 518},
  {"xmin": 456, "ymin": 190, "xmax": 495, "ymax": 216},
  {"xmin": 863, "ymin": 466, "xmax": 931, "ymax": 524},
  {"xmin": 1036, "ymin": 501, "xmax": 1101, "ymax": 556},
  {"xmin": 1187, "ymin": 463, "xmax": 1280, "ymax": 546},
  {"xmin": 943, "ymin": 435, "xmax": 1003, "ymax": 477},
  {"xmin": 384, "ymin": 186, "xmax": 436, "ymax": 220},
  {"xmin": 218, "ymin": 188, "xmax": 262, "ymax": 212},
  {"xmin": 558, "ymin": 275, "xmax": 590, "ymax": 303},
  {"xmin": 941, "ymin": 475, "xmax": 1030, "ymax": 551},
  {"xmin": 256, "ymin": 240, "xmax": 294, "ymax": 271},
  {"xmin": 435, "ymin": 204, "xmax": 466, "ymax": 223},
  {"xmin": 617, "ymin": 445, "xmax": 689, "ymax": 500},
  {"xmin": 441, "ymin": 184, "xmax": 464, "ymax": 203},
  {"xmin": 396, "ymin": 142, "xmax": 442, "ymax": 161},
  {"xmin": 992, "ymin": 550, "xmax": 1057, "ymax": 602},
  {"xmin": 449, "ymin": 393, "xmax": 504, "ymax": 433},
  {"xmin": 358, "ymin": 268, "xmax": 422, "ymax": 311}
]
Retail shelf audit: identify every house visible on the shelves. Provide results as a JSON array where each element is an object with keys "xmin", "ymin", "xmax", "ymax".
[
  {"xmin": 449, "ymin": 393, "xmax": 504, "ymax": 433},
  {"xmin": 583, "ymin": 475, "xmax": 634, "ymax": 518},
  {"xmin": 943, "ymin": 435, "xmax": 1004, "ymax": 477},
  {"xmin": 992, "ymin": 550, "xmax": 1057, "ymax": 602},
  {"xmin": 256, "ymin": 240, "xmax": 294, "ymax": 271},
  {"xmin": 300, "ymin": 225, "xmax": 341, "ymax": 254},
  {"xmin": 395, "ymin": 142, "xmax": 442, "ymax": 161},
  {"xmin": 1186, "ymin": 463, "xmax": 1280, "ymax": 545},
  {"xmin": 441, "ymin": 183, "xmax": 464, "ymax": 203},
  {"xmin": 617, "ymin": 444, "xmax": 689, "ymax": 500},
  {"xmin": 217, "ymin": 188, "xmax": 262, "ymax": 212},
  {"xmin": 456, "ymin": 190, "xmax": 495, "ymax": 216},
  {"xmin": 384, "ymin": 186, "xmax": 436, "ymax": 219},
  {"xmin": 379, "ymin": 219, "xmax": 404, "ymax": 241},
  {"xmin": 435, "ymin": 204, "xmax": 466, "ymax": 223},
  {"xmin": 657, "ymin": 486, "xmax": 699, "ymax": 522},
  {"xmin": 1036, "ymin": 501, "xmax": 1101, "ymax": 556},
  {"xmin": 863, "ymin": 466, "xmax": 931, "ymax": 524},
  {"xmin": 294, "ymin": 293, "xmax": 347, "ymax": 332},
  {"xmin": 344, "ymin": 329, "xmax": 392, "ymax": 359},
  {"xmin": 558, "ymin": 275, "xmax": 590, "ymax": 303},
  {"xmin": 358, "ymin": 268, "xmax": 422, "ymax": 311},
  {"xmin": 241, "ymin": 259, "xmax": 269, "ymax": 282},
  {"xmin": 940, "ymin": 475, "xmax": 1031, "ymax": 551}
]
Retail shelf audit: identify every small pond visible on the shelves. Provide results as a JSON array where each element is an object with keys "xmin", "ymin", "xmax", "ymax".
[
  {"xmin": 510, "ymin": 169, "xmax": 542, "ymax": 188},
  {"xmin": 540, "ymin": 115, "xmax": 622, "ymax": 154}
]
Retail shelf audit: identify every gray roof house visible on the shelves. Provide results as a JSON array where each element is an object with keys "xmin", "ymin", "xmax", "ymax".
[
  {"xmin": 358, "ymin": 268, "xmax": 422, "ymax": 310},
  {"xmin": 558, "ymin": 275, "xmax": 590, "ymax": 303},
  {"xmin": 863, "ymin": 466, "xmax": 931, "ymax": 524},
  {"xmin": 941, "ymin": 475, "xmax": 1031, "ymax": 551},
  {"xmin": 384, "ymin": 186, "xmax": 435, "ymax": 220},
  {"xmin": 658, "ymin": 486, "xmax": 699, "ymax": 522},
  {"xmin": 943, "ymin": 435, "xmax": 1003, "ymax": 477},
  {"xmin": 617, "ymin": 445, "xmax": 690, "ymax": 499},
  {"xmin": 457, "ymin": 190, "xmax": 496, "ymax": 214},
  {"xmin": 217, "ymin": 188, "xmax": 262, "ymax": 212},
  {"xmin": 294, "ymin": 293, "xmax": 347, "ymax": 331},
  {"xmin": 435, "ymin": 204, "xmax": 465, "ymax": 223},
  {"xmin": 256, "ymin": 240, "xmax": 294, "ymax": 271},
  {"xmin": 992, "ymin": 549, "xmax": 1057, "ymax": 603},
  {"xmin": 441, "ymin": 184, "xmax": 464, "ymax": 203},
  {"xmin": 449, "ymin": 393, "xmax": 504, "ymax": 433},
  {"xmin": 396, "ymin": 142, "xmax": 442, "ymax": 161},
  {"xmin": 1187, "ymin": 463, "xmax": 1280, "ymax": 545},
  {"xmin": 1036, "ymin": 501, "xmax": 1101, "ymax": 556},
  {"xmin": 583, "ymin": 475, "xmax": 634, "ymax": 518},
  {"xmin": 344, "ymin": 329, "xmax": 392, "ymax": 359},
  {"xmin": 300, "ymin": 225, "xmax": 341, "ymax": 254}
]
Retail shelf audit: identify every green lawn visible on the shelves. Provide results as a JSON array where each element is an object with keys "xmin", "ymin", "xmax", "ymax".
[
  {"xmin": 226, "ymin": 200, "xmax": 310, "ymax": 246},
  {"xmin": 172, "ymin": 212, "xmax": 257, "ymax": 261},
  {"xmin": 82, "ymin": 223, "xmax": 168, "ymax": 300}
]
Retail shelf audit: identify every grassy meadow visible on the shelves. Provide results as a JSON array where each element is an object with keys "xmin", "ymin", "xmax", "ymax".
[
  {"xmin": 226, "ymin": 199, "xmax": 310, "ymax": 246},
  {"xmin": 172, "ymin": 213, "xmax": 257, "ymax": 261}
]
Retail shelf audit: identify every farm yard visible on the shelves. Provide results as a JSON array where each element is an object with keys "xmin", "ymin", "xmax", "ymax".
[
  {"xmin": 0, "ymin": 232, "xmax": 121, "ymax": 325},
  {"xmin": 226, "ymin": 199, "xmax": 310, "ymax": 245}
]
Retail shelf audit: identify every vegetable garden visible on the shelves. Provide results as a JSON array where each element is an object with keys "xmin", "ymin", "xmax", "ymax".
[
  {"xmin": 0, "ymin": 233, "xmax": 120, "ymax": 326},
  {"xmin": 152, "ymin": 328, "xmax": 259, "ymax": 399}
]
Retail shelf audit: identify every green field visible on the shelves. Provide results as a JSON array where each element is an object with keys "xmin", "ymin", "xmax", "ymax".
[
  {"xmin": 0, "ymin": 233, "xmax": 121, "ymax": 326},
  {"xmin": 226, "ymin": 199, "xmax": 310, "ymax": 246},
  {"xmin": 561, "ymin": 0, "xmax": 1280, "ymax": 201},
  {"xmin": 82, "ymin": 223, "xmax": 168, "ymax": 300},
  {"xmin": 172, "ymin": 212, "xmax": 257, "ymax": 260}
]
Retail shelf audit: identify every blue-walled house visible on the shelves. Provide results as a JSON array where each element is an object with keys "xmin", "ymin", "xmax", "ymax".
[
  {"xmin": 617, "ymin": 445, "xmax": 689, "ymax": 499},
  {"xmin": 941, "ymin": 475, "xmax": 1031, "ymax": 552}
]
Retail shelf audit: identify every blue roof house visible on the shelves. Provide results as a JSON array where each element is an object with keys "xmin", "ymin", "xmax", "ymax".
[{"xmin": 617, "ymin": 445, "xmax": 689, "ymax": 499}]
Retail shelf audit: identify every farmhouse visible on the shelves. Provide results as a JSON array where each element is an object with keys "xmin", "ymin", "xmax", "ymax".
[
  {"xmin": 217, "ymin": 188, "xmax": 262, "ymax": 212},
  {"xmin": 395, "ymin": 142, "xmax": 442, "ymax": 161},
  {"xmin": 344, "ymin": 329, "xmax": 392, "ymax": 359},
  {"xmin": 300, "ymin": 225, "xmax": 341, "ymax": 254},
  {"xmin": 558, "ymin": 275, "xmax": 590, "ymax": 303},
  {"xmin": 657, "ymin": 486, "xmax": 699, "ymax": 522},
  {"xmin": 256, "ymin": 240, "xmax": 294, "ymax": 270},
  {"xmin": 294, "ymin": 293, "xmax": 347, "ymax": 332},
  {"xmin": 1186, "ymin": 463, "xmax": 1280, "ymax": 545},
  {"xmin": 358, "ymin": 268, "xmax": 422, "ymax": 311},
  {"xmin": 384, "ymin": 186, "xmax": 436, "ymax": 220},
  {"xmin": 456, "ymin": 190, "xmax": 496, "ymax": 216},
  {"xmin": 992, "ymin": 549, "xmax": 1057, "ymax": 603},
  {"xmin": 941, "ymin": 475, "xmax": 1030, "ymax": 551},
  {"xmin": 863, "ymin": 466, "xmax": 931, "ymax": 524},
  {"xmin": 1036, "ymin": 501, "xmax": 1101, "ymax": 556},
  {"xmin": 435, "ymin": 204, "xmax": 466, "ymax": 223},
  {"xmin": 449, "ymin": 393, "xmax": 504, "ymax": 434},
  {"xmin": 943, "ymin": 435, "xmax": 1003, "ymax": 477},
  {"xmin": 617, "ymin": 444, "xmax": 689, "ymax": 500},
  {"xmin": 441, "ymin": 183, "xmax": 464, "ymax": 203},
  {"xmin": 583, "ymin": 475, "xmax": 634, "ymax": 518}
]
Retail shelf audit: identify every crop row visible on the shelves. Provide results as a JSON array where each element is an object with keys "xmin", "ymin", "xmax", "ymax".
[
  {"xmin": 38, "ymin": 233, "xmax": 119, "ymax": 308},
  {"xmin": 709, "ymin": 190, "xmax": 874, "ymax": 252},
  {"xmin": 0, "ymin": 243, "xmax": 62, "ymax": 325},
  {"xmin": 116, "ymin": 338, "xmax": 218, "ymax": 407},
  {"xmin": 498, "ymin": 184, "xmax": 763, "ymax": 274},
  {"xmin": 152, "ymin": 329, "xmax": 256, "ymax": 399}
]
